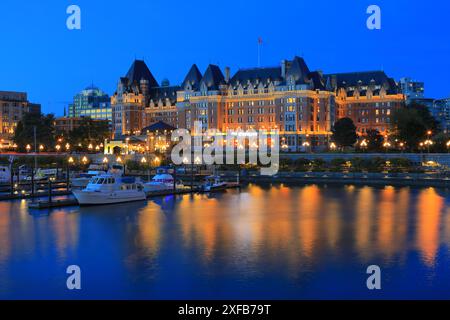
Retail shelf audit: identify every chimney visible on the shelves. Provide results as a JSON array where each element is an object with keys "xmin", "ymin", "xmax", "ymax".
[
  {"xmin": 225, "ymin": 67, "xmax": 230, "ymax": 83},
  {"xmin": 281, "ymin": 60, "xmax": 287, "ymax": 79}
]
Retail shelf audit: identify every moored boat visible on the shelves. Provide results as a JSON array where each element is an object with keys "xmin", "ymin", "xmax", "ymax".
[
  {"xmin": 73, "ymin": 174, "xmax": 146, "ymax": 205},
  {"xmin": 201, "ymin": 176, "xmax": 228, "ymax": 192}
]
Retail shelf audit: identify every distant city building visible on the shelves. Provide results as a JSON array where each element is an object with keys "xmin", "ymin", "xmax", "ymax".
[
  {"xmin": 54, "ymin": 116, "xmax": 109, "ymax": 134},
  {"xmin": 111, "ymin": 60, "xmax": 178, "ymax": 138},
  {"xmin": 399, "ymin": 77, "xmax": 425, "ymax": 101},
  {"xmin": 0, "ymin": 91, "xmax": 41, "ymax": 139},
  {"xmin": 68, "ymin": 85, "xmax": 112, "ymax": 121},
  {"xmin": 329, "ymin": 72, "xmax": 406, "ymax": 135},
  {"xmin": 433, "ymin": 98, "xmax": 450, "ymax": 133}
]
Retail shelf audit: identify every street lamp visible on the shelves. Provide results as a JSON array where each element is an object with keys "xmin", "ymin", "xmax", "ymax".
[
  {"xmin": 383, "ymin": 141, "xmax": 391, "ymax": 153},
  {"xmin": 26, "ymin": 144, "xmax": 31, "ymax": 153},
  {"xmin": 55, "ymin": 144, "xmax": 61, "ymax": 152},
  {"xmin": 424, "ymin": 139, "xmax": 433, "ymax": 153},
  {"xmin": 81, "ymin": 156, "xmax": 88, "ymax": 165},
  {"xmin": 39, "ymin": 145, "xmax": 44, "ymax": 152},
  {"xmin": 116, "ymin": 156, "xmax": 122, "ymax": 163},
  {"xmin": 103, "ymin": 157, "xmax": 109, "ymax": 164},
  {"xmin": 302, "ymin": 141, "xmax": 310, "ymax": 153},
  {"xmin": 330, "ymin": 142, "xmax": 337, "ymax": 151},
  {"xmin": 68, "ymin": 157, "xmax": 74, "ymax": 164},
  {"xmin": 88, "ymin": 144, "xmax": 93, "ymax": 151},
  {"xmin": 65, "ymin": 143, "xmax": 70, "ymax": 151},
  {"xmin": 360, "ymin": 140, "xmax": 368, "ymax": 152}
]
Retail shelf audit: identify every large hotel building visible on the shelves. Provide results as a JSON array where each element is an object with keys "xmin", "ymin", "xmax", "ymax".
[{"xmin": 111, "ymin": 58, "xmax": 405, "ymax": 151}]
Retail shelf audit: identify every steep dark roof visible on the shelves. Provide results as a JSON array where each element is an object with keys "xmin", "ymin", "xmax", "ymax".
[
  {"xmin": 325, "ymin": 71, "xmax": 400, "ymax": 95},
  {"xmin": 200, "ymin": 65, "xmax": 225, "ymax": 90},
  {"xmin": 182, "ymin": 64, "xmax": 203, "ymax": 90},
  {"xmin": 308, "ymin": 71, "xmax": 326, "ymax": 90},
  {"xmin": 230, "ymin": 67, "xmax": 282, "ymax": 87},
  {"xmin": 149, "ymin": 86, "xmax": 180, "ymax": 105},
  {"xmin": 141, "ymin": 121, "xmax": 176, "ymax": 135},
  {"xmin": 326, "ymin": 71, "xmax": 389, "ymax": 88},
  {"xmin": 286, "ymin": 56, "xmax": 310, "ymax": 84},
  {"xmin": 125, "ymin": 60, "xmax": 159, "ymax": 87}
]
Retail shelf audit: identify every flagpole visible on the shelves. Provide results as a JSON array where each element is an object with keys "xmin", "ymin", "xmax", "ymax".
[{"xmin": 257, "ymin": 37, "xmax": 262, "ymax": 67}]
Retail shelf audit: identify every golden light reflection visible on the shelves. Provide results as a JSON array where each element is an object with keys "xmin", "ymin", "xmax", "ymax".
[
  {"xmin": 136, "ymin": 203, "xmax": 164, "ymax": 257},
  {"xmin": 297, "ymin": 185, "xmax": 320, "ymax": 258},
  {"xmin": 50, "ymin": 211, "xmax": 79, "ymax": 262},
  {"xmin": 355, "ymin": 186, "xmax": 375, "ymax": 261},
  {"xmin": 416, "ymin": 188, "xmax": 443, "ymax": 267}
]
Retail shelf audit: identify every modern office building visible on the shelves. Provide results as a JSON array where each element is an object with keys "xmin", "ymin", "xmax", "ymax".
[
  {"xmin": 329, "ymin": 71, "xmax": 405, "ymax": 135},
  {"xmin": 68, "ymin": 85, "xmax": 112, "ymax": 121},
  {"xmin": 399, "ymin": 77, "xmax": 425, "ymax": 101},
  {"xmin": 433, "ymin": 98, "xmax": 450, "ymax": 133},
  {"xmin": 0, "ymin": 91, "xmax": 41, "ymax": 140},
  {"xmin": 111, "ymin": 60, "xmax": 179, "ymax": 137}
]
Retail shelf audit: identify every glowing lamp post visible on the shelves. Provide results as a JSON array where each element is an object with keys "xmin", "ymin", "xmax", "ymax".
[
  {"xmin": 360, "ymin": 140, "xmax": 368, "ymax": 152},
  {"xmin": 447, "ymin": 140, "xmax": 450, "ymax": 153},
  {"xmin": 55, "ymin": 145, "xmax": 61, "ymax": 152},
  {"xmin": 26, "ymin": 144, "xmax": 31, "ymax": 153},
  {"xmin": 383, "ymin": 141, "xmax": 391, "ymax": 153},
  {"xmin": 39, "ymin": 145, "xmax": 44, "ymax": 152},
  {"xmin": 330, "ymin": 142, "xmax": 337, "ymax": 151},
  {"xmin": 424, "ymin": 139, "xmax": 433, "ymax": 154}
]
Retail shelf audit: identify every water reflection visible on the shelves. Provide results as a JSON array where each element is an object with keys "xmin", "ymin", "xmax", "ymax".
[
  {"xmin": 0, "ymin": 184, "xmax": 449, "ymax": 298},
  {"xmin": 416, "ymin": 188, "xmax": 444, "ymax": 267}
]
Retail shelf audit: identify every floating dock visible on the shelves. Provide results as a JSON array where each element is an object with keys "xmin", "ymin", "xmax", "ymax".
[
  {"xmin": 28, "ymin": 198, "xmax": 79, "ymax": 209},
  {"xmin": 27, "ymin": 183, "xmax": 241, "ymax": 210}
]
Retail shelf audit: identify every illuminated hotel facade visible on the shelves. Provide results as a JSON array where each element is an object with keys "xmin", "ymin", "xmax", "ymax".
[
  {"xmin": 112, "ymin": 58, "xmax": 405, "ymax": 151},
  {"xmin": 177, "ymin": 57, "xmax": 336, "ymax": 151}
]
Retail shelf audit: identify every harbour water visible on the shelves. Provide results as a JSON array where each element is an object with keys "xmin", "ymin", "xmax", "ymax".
[{"xmin": 1, "ymin": 183, "xmax": 450, "ymax": 299}]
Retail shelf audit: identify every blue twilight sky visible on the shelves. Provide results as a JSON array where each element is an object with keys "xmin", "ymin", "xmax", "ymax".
[{"xmin": 0, "ymin": 0, "xmax": 449, "ymax": 115}]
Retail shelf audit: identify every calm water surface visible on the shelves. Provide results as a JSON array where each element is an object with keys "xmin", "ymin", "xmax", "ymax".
[{"xmin": 1, "ymin": 184, "xmax": 450, "ymax": 299}]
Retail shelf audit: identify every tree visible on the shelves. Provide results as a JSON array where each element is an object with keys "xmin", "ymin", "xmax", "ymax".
[
  {"xmin": 391, "ymin": 107, "xmax": 429, "ymax": 151},
  {"xmin": 408, "ymin": 101, "xmax": 440, "ymax": 133},
  {"xmin": 332, "ymin": 118, "xmax": 357, "ymax": 149},
  {"xmin": 14, "ymin": 113, "xmax": 56, "ymax": 152},
  {"xmin": 66, "ymin": 118, "xmax": 111, "ymax": 149},
  {"xmin": 364, "ymin": 129, "xmax": 384, "ymax": 152}
]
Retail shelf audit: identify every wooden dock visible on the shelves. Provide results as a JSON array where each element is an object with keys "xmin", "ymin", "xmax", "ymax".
[
  {"xmin": 26, "ymin": 183, "xmax": 242, "ymax": 210},
  {"xmin": 28, "ymin": 198, "xmax": 79, "ymax": 209}
]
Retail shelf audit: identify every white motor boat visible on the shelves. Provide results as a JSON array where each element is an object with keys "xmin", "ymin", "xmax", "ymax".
[
  {"xmin": 201, "ymin": 176, "xmax": 228, "ymax": 192},
  {"xmin": 143, "ymin": 168, "xmax": 183, "ymax": 193},
  {"xmin": 73, "ymin": 174, "xmax": 146, "ymax": 205},
  {"xmin": 71, "ymin": 170, "xmax": 107, "ymax": 189}
]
